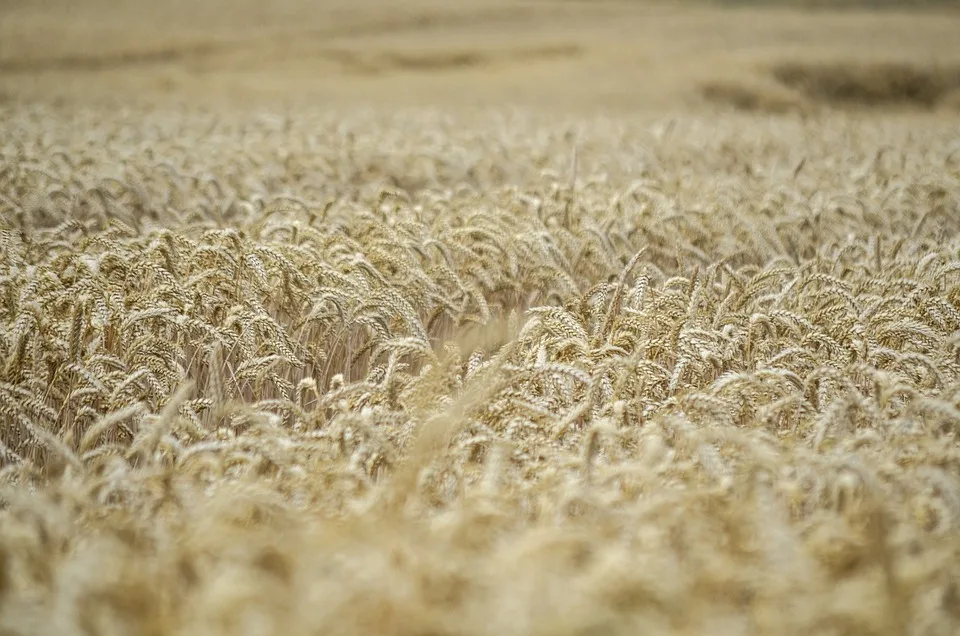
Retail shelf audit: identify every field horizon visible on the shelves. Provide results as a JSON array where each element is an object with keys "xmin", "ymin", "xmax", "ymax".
[{"xmin": 3, "ymin": 0, "xmax": 960, "ymax": 113}]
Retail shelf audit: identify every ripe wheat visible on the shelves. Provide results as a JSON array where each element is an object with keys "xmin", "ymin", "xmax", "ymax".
[{"xmin": 0, "ymin": 103, "xmax": 959, "ymax": 635}]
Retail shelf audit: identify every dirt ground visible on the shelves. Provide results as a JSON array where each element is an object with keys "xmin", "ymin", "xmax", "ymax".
[{"xmin": 3, "ymin": 0, "xmax": 960, "ymax": 114}]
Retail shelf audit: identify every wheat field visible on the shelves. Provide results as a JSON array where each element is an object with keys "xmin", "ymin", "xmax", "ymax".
[{"xmin": 2, "ymin": 1, "xmax": 960, "ymax": 635}]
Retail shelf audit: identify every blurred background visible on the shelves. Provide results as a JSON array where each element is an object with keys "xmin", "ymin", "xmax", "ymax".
[{"xmin": 2, "ymin": 0, "xmax": 959, "ymax": 114}]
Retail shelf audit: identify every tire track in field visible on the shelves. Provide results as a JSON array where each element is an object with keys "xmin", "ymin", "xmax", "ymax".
[{"xmin": 0, "ymin": 5, "xmax": 557, "ymax": 75}]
